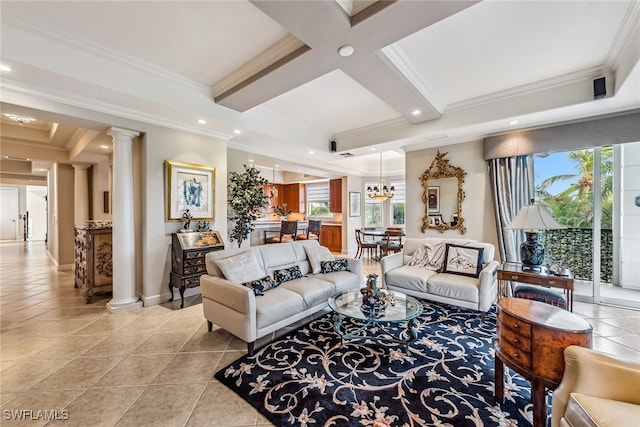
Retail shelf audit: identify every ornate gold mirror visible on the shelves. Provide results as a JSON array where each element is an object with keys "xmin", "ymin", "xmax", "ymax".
[{"xmin": 420, "ymin": 151, "xmax": 466, "ymax": 234}]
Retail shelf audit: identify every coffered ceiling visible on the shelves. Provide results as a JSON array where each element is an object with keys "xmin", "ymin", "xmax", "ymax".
[{"xmin": 1, "ymin": 0, "xmax": 639, "ymax": 180}]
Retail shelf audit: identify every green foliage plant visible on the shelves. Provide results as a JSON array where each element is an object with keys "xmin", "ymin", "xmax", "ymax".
[{"xmin": 228, "ymin": 165, "xmax": 268, "ymax": 247}]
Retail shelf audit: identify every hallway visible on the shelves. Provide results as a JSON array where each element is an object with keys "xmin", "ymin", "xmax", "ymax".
[{"xmin": 1, "ymin": 241, "xmax": 639, "ymax": 426}]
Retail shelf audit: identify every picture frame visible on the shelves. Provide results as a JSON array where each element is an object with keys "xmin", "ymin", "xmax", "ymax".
[
  {"xmin": 165, "ymin": 160, "xmax": 215, "ymax": 221},
  {"xmin": 349, "ymin": 191, "xmax": 361, "ymax": 217},
  {"xmin": 428, "ymin": 214, "xmax": 443, "ymax": 226},
  {"xmin": 427, "ymin": 186, "xmax": 440, "ymax": 213}
]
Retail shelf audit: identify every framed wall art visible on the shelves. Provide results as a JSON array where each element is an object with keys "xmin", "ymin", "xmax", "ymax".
[
  {"xmin": 165, "ymin": 160, "xmax": 215, "ymax": 221},
  {"xmin": 349, "ymin": 191, "xmax": 361, "ymax": 217}
]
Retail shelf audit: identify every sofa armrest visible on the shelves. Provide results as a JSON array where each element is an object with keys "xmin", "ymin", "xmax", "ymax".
[
  {"xmin": 477, "ymin": 260, "xmax": 499, "ymax": 312},
  {"xmin": 200, "ymin": 274, "xmax": 255, "ymax": 316},
  {"xmin": 551, "ymin": 345, "xmax": 640, "ymax": 427},
  {"xmin": 380, "ymin": 252, "xmax": 404, "ymax": 288},
  {"xmin": 343, "ymin": 257, "xmax": 362, "ymax": 283}
]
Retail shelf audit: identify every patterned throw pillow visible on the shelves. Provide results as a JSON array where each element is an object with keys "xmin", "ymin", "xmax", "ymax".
[
  {"xmin": 274, "ymin": 265, "xmax": 303, "ymax": 284},
  {"xmin": 320, "ymin": 259, "xmax": 348, "ymax": 273},
  {"xmin": 443, "ymin": 243, "xmax": 485, "ymax": 278},
  {"xmin": 407, "ymin": 246, "xmax": 429, "ymax": 267},
  {"xmin": 243, "ymin": 276, "xmax": 278, "ymax": 296}
]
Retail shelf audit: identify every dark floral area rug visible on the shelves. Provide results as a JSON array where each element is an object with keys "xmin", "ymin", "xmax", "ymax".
[{"xmin": 215, "ymin": 300, "xmax": 546, "ymax": 427}]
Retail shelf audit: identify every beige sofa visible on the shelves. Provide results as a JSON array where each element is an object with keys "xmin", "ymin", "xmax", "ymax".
[
  {"xmin": 201, "ymin": 240, "xmax": 362, "ymax": 355},
  {"xmin": 381, "ymin": 237, "xmax": 499, "ymax": 319},
  {"xmin": 552, "ymin": 345, "xmax": 640, "ymax": 427}
]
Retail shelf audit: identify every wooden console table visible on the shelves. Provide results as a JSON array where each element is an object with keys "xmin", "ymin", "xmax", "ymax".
[
  {"xmin": 170, "ymin": 231, "xmax": 224, "ymax": 308},
  {"xmin": 498, "ymin": 263, "xmax": 575, "ymax": 311},
  {"xmin": 495, "ymin": 298, "xmax": 592, "ymax": 427}
]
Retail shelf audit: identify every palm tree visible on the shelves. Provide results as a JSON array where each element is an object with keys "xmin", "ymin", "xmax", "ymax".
[{"xmin": 536, "ymin": 147, "xmax": 613, "ymax": 228}]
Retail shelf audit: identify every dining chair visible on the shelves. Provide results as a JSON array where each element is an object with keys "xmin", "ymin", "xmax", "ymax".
[
  {"xmin": 355, "ymin": 229, "xmax": 379, "ymax": 260},
  {"xmin": 265, "ymin": 220, "xmax": 298, "ymax": 244},
  {"xmin": 295, "ymin": 219, "xmax": 322, "ymax": 243},
  {"xmin": 380, "ymin": 229, "xmax": 403, "ymax": 257}
]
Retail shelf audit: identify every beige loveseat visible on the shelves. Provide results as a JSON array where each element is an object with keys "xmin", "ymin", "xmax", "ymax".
[
  {"xmin": 552, "ymin": 345, "xmax": 640, "ymax": 427},
  {"xmin": 381, "ymin": 237, "xmax": 499, "ymax": 319},
  {"xmin": 201, "ymin": 240, "xmax": 362, "ymax": 355}
]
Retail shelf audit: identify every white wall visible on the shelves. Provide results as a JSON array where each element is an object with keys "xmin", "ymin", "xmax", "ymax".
[
  {"xmin": 406, "ymin": 140, "xmax": 499, "ymax": 252},
  {"xmin": 26, "ymin": 185, "xmax": 47, "ymax": 241},
  {"xmin": 140, "ymin": 127, "xmax": 228, "ymax": 305},
  {"xmin": 620, "ymin": 141, "xmax": 640, "ymax": 289}
]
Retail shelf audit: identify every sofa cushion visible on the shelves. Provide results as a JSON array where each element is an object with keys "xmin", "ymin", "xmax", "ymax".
[
  {"xmin": 443, "ymin": 244, "xmax": 484, "ymax": 278},
  {"xmin": 215, "ymin": 250, "xmax": 265, "ymax": 283},
  {"xmin": 243, "ymin": 276, "xmax": 278, "ymax": 296},
  {"xmin": 427, "ymin": 273, "xmax": 480, "ymax": 303},
  {"xmin": 305, "ymin": 245, "xmax": 335, "ymax": 274},
  {"xmin": 274, "ymin": 265, "xmax": 303, "ymax": 284},
  {"xmin": 321, "ymin": 259, "xmax": 348, "ymax": 273},
  {"xmin": 280, "ymin": 276, "xmax": 336, "ymax": 308},
  {"xmin": 565, "ymin": 392, "xmax": 640, "ymax": 427},
  {"xmin": 317, "ymin": 271, "xmax": 359, "ymax": 294},
  {"xmin": 386, "ymin": 266, "xmax": 438, "ymax": 293},
  {"xmin": 254, "ymin": 287, "xmax": 306, "ymax": 329}
]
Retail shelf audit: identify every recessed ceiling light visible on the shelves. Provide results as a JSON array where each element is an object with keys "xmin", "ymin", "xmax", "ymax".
[
  {"xmin": 275, "ymin": 164, "xmax": 280, "ymax": 168},
  {"xmin": 338, "ymin": 45, "xmax": 354, "ymax": 57},
  {"xmin": 509, "ymin": 120, "xmax": 519, "ymax": 125},
  {"xmin": 0, "ymin": 64, "xmax": 11, "ymax": 72},
  {"xmin": 370, "ymin": 147, "xmax": 377, "ymax": 151},
  {"xmin": 412, "ymin": 109, "xmax": 421, "ymax": 116},
  {"xmin": 233, "ymin": 129, "xmax": 241, "ymax": 135},
  {"xmin": 308, "ymin": 150, "xmax": 314, "ymax": 155},
  {"xmin": 248, "ymin": 159, "xmax": 254, "ymax": 163},
  {"xmin": 296, "ymin": 169, "xmax": 302, "ymax": 172},
  {"xmin": 99, "ymin": 144, "xmax": 109, "ymax": 149},
  {"xmin": 196, "ymin": 119, "xmax": 206, "ymax": 124}
]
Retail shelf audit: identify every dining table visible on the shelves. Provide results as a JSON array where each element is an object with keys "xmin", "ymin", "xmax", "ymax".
[{"xmin": 360, "ymin": 229, "xmax": 405, "ymax": 261}]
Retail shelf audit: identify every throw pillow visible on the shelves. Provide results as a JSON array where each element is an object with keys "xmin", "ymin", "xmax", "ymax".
[
  {"xmin": 215, "ymin": 251, "xmax": 265, "ymax": 283},
  {"xmin": 443, "ymin": 243, "xmax": 485, "ymax": 278},
  {"xmin": 243, "ymin": 276, "xmax": 278, "ymax": 296},
  {"xmin": 304, "ymin": 245, "xmax": 335, "ymax": 274},
  {"xmin": 320, "ymin": 259, "xmax": 348, "ymax": 274},
  {"xmin": 424, "ymin": 240, "xmax": 446, "ymax": 271},
  {"xmin": 407, "ymin": 245, "xmax": 429, "ymax": 267},
  {"xmin": 274, "ymin": 265, "xmax": 303, "ymax": 284}
]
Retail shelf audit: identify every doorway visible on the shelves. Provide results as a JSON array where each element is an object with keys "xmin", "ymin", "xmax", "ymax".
[{"xmin": 0, "ymin": 187, "xmax": 19, "ymax": 240}]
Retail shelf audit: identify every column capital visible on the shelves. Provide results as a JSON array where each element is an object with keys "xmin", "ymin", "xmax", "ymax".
[
  {"xmin": 71, "ymin": 163, "xmax": 91, "ymax": 170},
  {"xmin": 107, "ymin": 127, "xmax": 140, "ymax": 141}
]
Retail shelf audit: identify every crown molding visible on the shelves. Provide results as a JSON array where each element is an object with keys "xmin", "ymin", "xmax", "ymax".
[
  {"xmin": 212, "ymin": 34, "xmax": 305, "ymax": 97},
  {"xmin": 333, "ymin": 116, "xmax": 407, "ymax": 139},
  {"xmin": 604, "ymin": 0, "xmax": 640, "ymax": 70},
  {"xmin": 2, "ymin": 12, "xmax": 212, "ymax": 95},
  {"xmin": 380, "ymin": 44, "xmax": 445, "ymax": 113},
  {"xmin": 0, "ymin": 79, "xmax": 233, "ymax": 141}
]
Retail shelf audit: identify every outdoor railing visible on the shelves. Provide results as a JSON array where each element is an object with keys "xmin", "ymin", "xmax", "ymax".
[{"xmin": 540, "ymin": 228, "xmax": 613, "ymax": 283}]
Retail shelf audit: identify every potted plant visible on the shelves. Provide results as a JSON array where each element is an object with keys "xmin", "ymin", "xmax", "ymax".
[{"xmin": 228, "ymin": 165, "xmax": 268, "ymax": 247}]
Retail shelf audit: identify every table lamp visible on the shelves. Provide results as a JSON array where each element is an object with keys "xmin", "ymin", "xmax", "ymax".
[{"xmin": 505, "ymin": 199, "xmax": 566, "ymax": 271}]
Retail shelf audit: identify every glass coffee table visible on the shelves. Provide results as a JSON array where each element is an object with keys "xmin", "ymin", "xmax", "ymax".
[{"xmin": 328, "ymin": 289, "xmax": 423, "ymax": 349}]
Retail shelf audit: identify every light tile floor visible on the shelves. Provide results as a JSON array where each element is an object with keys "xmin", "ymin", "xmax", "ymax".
[{"xmin": 1, "ymin": 241, "xmax": 639, "ymax": 426}]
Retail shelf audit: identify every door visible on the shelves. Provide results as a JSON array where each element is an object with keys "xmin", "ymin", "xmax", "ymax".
[{"xmin": 0, "ymin": 187, "xmax": 19, "ymax": 240}]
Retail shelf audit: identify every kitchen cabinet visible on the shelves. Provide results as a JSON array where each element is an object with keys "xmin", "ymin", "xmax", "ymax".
[
  {"xmin": 320, "ymin": 224, "xmax": 342, "ymax": 253},
  {"xmin": 282, "ymin": 183, "xmax": 305, "ymax": 213},
  {"xmin": 329, "ymin": 178, "xmax": 342, "ymax": 213}
]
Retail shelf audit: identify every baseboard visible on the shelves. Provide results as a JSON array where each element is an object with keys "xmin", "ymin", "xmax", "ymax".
[
  {"xmin": 141, "ymin": 286, "xmax": 201, "ymax": 306},
  {"xmin": 45, "ymin": 250, "xmax": 73, "ymax": 270}
]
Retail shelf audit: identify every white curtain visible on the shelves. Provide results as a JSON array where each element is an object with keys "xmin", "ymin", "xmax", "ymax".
[{"xmin": 488, "ymin": 155, "xmax": 534, "ymax": 263}]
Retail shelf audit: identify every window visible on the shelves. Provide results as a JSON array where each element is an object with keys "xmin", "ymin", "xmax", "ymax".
[
  {"xmin": 364, "ymin": 181, "xmax": 383, "ymax": 226},
  {"xmin": 306, "ymin": 182, "xmax": 332, "ymax": 217},
  {"xmin": 390, "ymin": 179, "xmax": 405, "ymax": 226}
]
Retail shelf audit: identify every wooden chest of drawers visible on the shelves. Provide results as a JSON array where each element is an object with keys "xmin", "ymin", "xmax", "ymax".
[
  {"xmin": 495, "ymin": 298, "xmax": 592, "ymax": 427},
  {"xmin": 170, "ymin": 231, "xmax": 224, "ymax": 308}
]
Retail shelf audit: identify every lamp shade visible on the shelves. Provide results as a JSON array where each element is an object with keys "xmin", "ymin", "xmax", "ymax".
[{"xmin": 505, "ymin": 203, "xmax": 566, "ymax": 232}]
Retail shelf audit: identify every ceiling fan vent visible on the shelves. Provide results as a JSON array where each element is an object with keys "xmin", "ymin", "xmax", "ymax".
[{"xmin": 340, "ymin": 152, "xmax": 354, "ymax": 157}]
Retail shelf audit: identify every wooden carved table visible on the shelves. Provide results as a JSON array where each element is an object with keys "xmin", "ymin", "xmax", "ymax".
[
  {"xmin": 495, "ymin": 298, "xmax": 592, "ymax": 427},
  {"xmin": 498, "ymin": 263, "xmax": 575, "ymax": 311}
]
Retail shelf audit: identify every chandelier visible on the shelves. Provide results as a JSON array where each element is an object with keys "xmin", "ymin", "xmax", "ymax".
[{"xmin": 367, "ymin": 152, "xmax": 394, "ymax": 201}]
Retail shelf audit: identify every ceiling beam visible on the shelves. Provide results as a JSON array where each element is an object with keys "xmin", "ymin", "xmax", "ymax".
[{"xmin": 215, "ymin": 0, "xmax": 479, "ymax": 123}]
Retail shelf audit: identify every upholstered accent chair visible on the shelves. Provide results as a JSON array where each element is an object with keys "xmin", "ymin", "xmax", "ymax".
[
  {"xmin": 552, "ymin": 345, "xmax": 640, "ymax": 427},
  {"xmin": 265, "ymin": 220, "xmax": 298, "ymax": 244}
]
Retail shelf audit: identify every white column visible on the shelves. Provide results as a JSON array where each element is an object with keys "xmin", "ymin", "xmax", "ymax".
[
  {"xmin": 72, "ymin": 164, "xmax": 91, "ymax": 224},
  {"xmin": 106, "ymin": 127, "xmax": 142, "ymax": 313}
]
